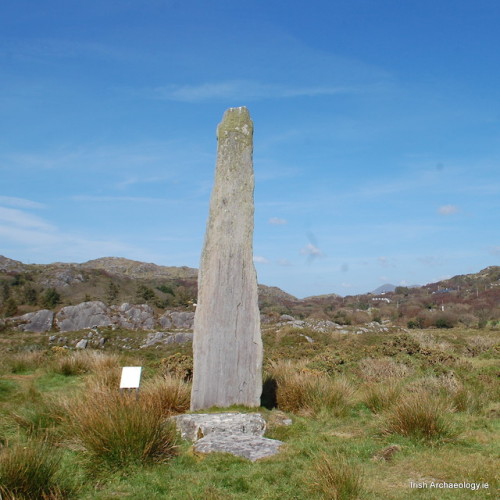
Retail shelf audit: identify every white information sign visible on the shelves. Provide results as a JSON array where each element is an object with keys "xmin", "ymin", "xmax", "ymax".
[{"xmin": 119, "ymin": 366, "xmax": 142, "ymax": 389}]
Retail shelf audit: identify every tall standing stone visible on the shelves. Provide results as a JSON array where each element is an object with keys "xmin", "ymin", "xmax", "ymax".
[{"xmin": 191, "ymin": 107, "xmax": 263, "ymax": 410}]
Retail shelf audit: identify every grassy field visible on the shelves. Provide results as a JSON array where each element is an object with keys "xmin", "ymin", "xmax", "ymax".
[{"xmin": 0, "ymin": 324, "xmax": 498, "ymax": 499}]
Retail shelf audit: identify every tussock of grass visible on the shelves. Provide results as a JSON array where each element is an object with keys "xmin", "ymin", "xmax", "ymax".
[
  {"xmin": 49, "ymin": 350, "xmax": 120, "ymax": 377},
  {"xmin": 64, "ymin": 375, "xmax": 188, "ymax": 470},
  {"xmin": 0, "ymin": 439, "xmax": 64, "ymax": 500},
  {"xmin": 267, "ymin": 360, "xmax": 354, "ymax": 416},
  {"xmin": 383, "ymin": 390, "xmax": 457, "ymax": 441},
  {"xmin": 308, "ymin": 452, "xmax": 363, "ymax": 500},
  {"xmin": 362, "ymin": 381, "xmax": 402, "ymax": 413},
  {"xmin": 5, "ymin": 351, "xmax": 46, "ymax": 374}
]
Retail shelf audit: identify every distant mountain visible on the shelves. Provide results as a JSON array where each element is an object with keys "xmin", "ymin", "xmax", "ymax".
[{"xmin": 370, "ymin": 284, "xmax": 396, "ymax": 294}]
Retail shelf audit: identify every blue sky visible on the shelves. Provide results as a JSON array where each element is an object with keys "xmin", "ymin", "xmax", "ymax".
[{"xmin": 1, "ymin": 0, "xmax": 499, "ymax": 298}]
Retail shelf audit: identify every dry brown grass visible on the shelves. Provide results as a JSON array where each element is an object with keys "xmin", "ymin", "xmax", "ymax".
[
  {"xmin": 358, "ymin": 357, "xmax": 411, "ymax": 382},
  {"xmin": 0, "ymin": 439, "xmax": 65, "ymax": 500},
  {"xmin": 383, "ymin": 390, "xmax": 457, "ymax": 441},
  {"xmin": 49, "ymin": 350, "xmax": 120, "ymax": 377},
  {"xmin": 308, "ymin": 452, "xmax": 363, "ymax": 500},
  {"xmin": 267, "ymin": 360, "xmax": 354, "ymax": 416},
  {"xmin": 4, "ymin": 351, "xmax": 46, "ymax": 374},
  {"xmin": 62, "ymin": 374, "xmax": 189, "ymax": 470},
  {"xmin": 361, "ymin": 381, "xmax": 402, "ymax": 413}
]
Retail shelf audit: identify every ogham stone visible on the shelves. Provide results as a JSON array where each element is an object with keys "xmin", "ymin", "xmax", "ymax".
[{"xmin": 191, "ymin": 107, "xmax": 263, "ymax": 410}]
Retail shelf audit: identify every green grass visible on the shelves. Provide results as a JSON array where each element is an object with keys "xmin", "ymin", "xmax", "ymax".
[{"xmin": 0, "ymin": 326, "xmax": 498, "ymax": 499}]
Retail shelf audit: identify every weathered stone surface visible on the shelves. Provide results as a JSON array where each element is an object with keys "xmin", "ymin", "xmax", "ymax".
[
  {"xmin": 159, "ymin": 311, "xmax": 194, "ymax": 329},
  {"xmin": 191, "ymin": 107, "xmax": 262, "ymax": 410},
  {"xmin": 140, "ymin": 331, "xmax": 193, "ymax": 348},
  {"xmin": 194, "ymin": 433, "xmax": 283, "ymax": 462},
  {"xmin": 56, "ymin": 301, "xmax": 113, "ymax": 332},
  {"xmin": 158, "ymin": 313, "xmax": 172, "ymax": 329},
  {"xmin": 75, "ymin": 339, "xmax": 88, "ymax": 349},
  {"xmin": 16, "ymin": 309, "xmax": 54, "ymax": 333},
  {"xmin": 170, "ymin": 311, "xmax": 195, "ymax": 329},
  {"xmin": 112, "ymin": 303, "xmax": 156, "ymax": 330},
  {"xmin": 172, "ymin": 412, "xmax": 283, "ymax": 462},
  {"xmin": 173, "ymin": 412, "xmax": 266, "ymax": 441}
]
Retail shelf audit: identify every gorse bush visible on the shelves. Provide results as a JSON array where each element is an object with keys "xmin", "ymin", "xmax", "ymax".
[
  {"xmin": 0, "ymin": 440, "xmax": 64, "ymax": 500},
  {"xmin": 309, "ymin": 452, "xmax": 363, "ymax": 500}
]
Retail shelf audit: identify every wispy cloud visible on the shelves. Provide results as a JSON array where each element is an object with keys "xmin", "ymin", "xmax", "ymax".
[
  {"xmin": 147, "ymin": 80, "xmax": 360, "ymax": 103},
  {"xmin": 0, "ymin": 207, "xmax": 54, "ymax": 231},
  {"xmin": 277, "ymin": 259, "xmax": 293, "ymax": 267},
  {"xmin": 0, "ymin": 196, "xmax": 45, "ymax": 209},
  {"xmin": 438, "ymin": 204, "xmax": 459, "ymax": 215},
  {"xmin": 417, "ymin": 256, "xmax": 447, "ymax": 267},
  {"xmin": 300, "ymin": 243, "xmax": 323, "ymax": 258},
  {"xmin": 253, "ymin": 255, "xmax": 270, "ymax": 264},
  {"xmin": 269, "ymin": 217, "xmax": 287, "ymax": 225},
  {"xmin": 71, "ymin": 195, "xmax": 179, "ymax": 204}
]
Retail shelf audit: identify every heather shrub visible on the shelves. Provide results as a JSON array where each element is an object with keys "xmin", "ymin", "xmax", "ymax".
[{"xmin": 358, "ymin": 357, "xmax": 411, "ymax": 382}]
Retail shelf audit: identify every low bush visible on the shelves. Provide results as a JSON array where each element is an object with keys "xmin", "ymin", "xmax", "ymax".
[{"xmin": 358, "ymin": 357, "xmax": 411, "ymax": 382}]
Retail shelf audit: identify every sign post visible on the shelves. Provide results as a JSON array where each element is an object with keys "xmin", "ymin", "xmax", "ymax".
[{"xmin": 119, "ymin": 366, "xmax": 142, "ymax": 400}]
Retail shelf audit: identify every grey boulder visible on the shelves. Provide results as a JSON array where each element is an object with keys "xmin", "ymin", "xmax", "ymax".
[
  {"xmin": 15, "ymin": 310, "xmax": 54, "ymax": 333},
  {"xmin": 173, "ymin": 412, "xmax": 266, "ymax": 441},
  {"xmin": 172, "ymin": 412, "xmax": 283, "ymax": 462},
  {"xmin": 56, "ymin": 301, "xmax": 113, "ymax": 332}
]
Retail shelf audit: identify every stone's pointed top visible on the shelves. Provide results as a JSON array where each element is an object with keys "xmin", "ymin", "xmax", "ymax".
[{"xmin": 217, "ymin": 106, "xmax": 253, "ymax": 140}]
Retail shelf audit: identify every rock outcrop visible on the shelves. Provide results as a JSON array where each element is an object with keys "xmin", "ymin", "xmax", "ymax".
[
  {"xmin": 159, "ymin": 311, "xmax": 194, "ymax": 329},
  {"xmin": 191, "ymin": 107, "xmax": 263, "ymax": 410},
  {"xmin": 56, "ymin": 301, "xmax": 114, "ymax": 332},
  {"xmin": 111, "ymin": 303, "xmax": 156, "ymax": 330},
  {"xmin": 15, "ymin": 310, "xmax": 54, "ymax": 333}
]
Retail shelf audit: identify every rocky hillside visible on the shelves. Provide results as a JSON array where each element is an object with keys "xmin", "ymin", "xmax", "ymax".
[{"xmin": 1, "ymin": 255, "xmax": 498, "ymax": 329}]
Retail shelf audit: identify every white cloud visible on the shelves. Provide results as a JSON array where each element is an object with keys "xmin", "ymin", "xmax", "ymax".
[
  {"xmin": 253, "ymin": 255, "xmax": 270, "ymax": 264},
  {"xmin": 417, "ymin": 256, "xmax": 446, "ymax": 267},
  {"xmin": 149, "ymin": 80, "xmax": 359, "ymax": 103},
  {"xmin": 0, "ymin": 196, "xmax": 45, "ymax": 209},
  {"xmin": 438, "ymin": 204, "xmax": 459, "ymax": 215},
  {"xmin": 300, "ymin": 243, "xmax": 323, "ymax": 257},
  {"xmin": 268, "ymin": 217, "xmax": 287, "ymax": 225},
  {"xmin": 0, "ymin": 206, "xmax": 54, "ymax": 231}
]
